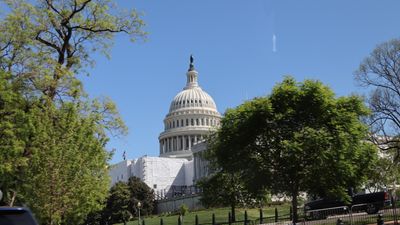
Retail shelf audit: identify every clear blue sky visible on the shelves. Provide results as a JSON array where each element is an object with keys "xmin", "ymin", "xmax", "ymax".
[{"xmin": 81, "ymin": 0, "xmax": 400, "ymax": 164}]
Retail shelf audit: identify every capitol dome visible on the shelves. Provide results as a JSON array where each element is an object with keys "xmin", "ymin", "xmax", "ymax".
[
  {"xmin": 169, "ymin": 86, "xmax": 217, "ymax": 113},
  {"xmin": 159, "ymin": 56, "xmax": 221, "ymax": 159}
]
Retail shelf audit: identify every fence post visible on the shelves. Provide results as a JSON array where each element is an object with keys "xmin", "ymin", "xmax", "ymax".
[
  {"xmin": 195, "ymin": 215, "xmax": 199, "ymax": 225},
  {"xmin": 212, "ymin": 213, "xmax": 216, "ymax": 225},
  {"xmin": 259, "ymin": 208, "xmax": 263, "ymax": 224},
  {"xmin": 275, "ymin": 207, "xmax": 278, "ymax": 222},
  {"xmin": 377, "ymin": 214, "xmax": 384, "ymax": 225},
  {"xmin": 228, "ymin": 212, "xmax": 232, "ymax": 225},
  {"xmin": 178, "ymin": 215, "xmax": 182, "ymax": 225},
  {"xmin": 160, "ymin": 218, "xmax": 164, "ymax": 225},
  {"xmin": 392, "ymin": 196, "xmax": 398, "ymax": 225},
  {"xmin": 244, "ymin": 210, "xmax": 248, "ymax": 225}
]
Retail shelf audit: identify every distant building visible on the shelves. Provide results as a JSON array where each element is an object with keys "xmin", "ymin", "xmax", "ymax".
[{"xmin": 109, "ymin": 57, "xmax": 221, "ymax": 199}]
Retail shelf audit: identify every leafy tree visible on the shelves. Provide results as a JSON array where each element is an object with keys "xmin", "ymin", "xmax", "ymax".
[
  {"xmin": 0, "ymin": 0, "xmax": 144, "ymax": 223},
  {"xmin": 365, "ymin": 149, "xmax": 400, "ymax": 193},
  {"xmin": 0, "ymin": 0, "xmax": 145, "ymax": 101},
  {"xmin": 355, "ymin": 39, "xmax": 400, "ymax": 155},
  {"xmin": 0, "ymin": 71, "xmax": 31, "ymax": 206},
  {"xmin": 179, "ymin": 204, "xmax": 189, "ymax": 216},
  {"xmin": 197, "ymin": 172, "xmax": 261, "ymax": 222},
  {"xmin": 82, "ymin": 178, "xmax": 155, "ymax": 225},
  {"xmin": 20, "ymin": 102, "xmax": 113, "ymax": 225},
  {"xmin": 209, "ymin": 77, "xmax": 378, "ymax": 222},
  {"xmin": 103, "ymin": 182, "xmax": 132, "ymax": 225},
  {"xmin": 127, "ymin": 176, "xmax": 155, "ymax": 217}
]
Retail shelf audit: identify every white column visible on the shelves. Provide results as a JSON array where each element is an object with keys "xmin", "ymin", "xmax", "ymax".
[
  {"xmin": 174, "ymin": 137, "xmax": 177, "ymax": 151},
  {"xmin": 188, "ymin": 135, "xmax": 192, "ymax": 150},
  {"xmin": 194, "ymin": 135, "xmax": 198, "ymax": 145}
]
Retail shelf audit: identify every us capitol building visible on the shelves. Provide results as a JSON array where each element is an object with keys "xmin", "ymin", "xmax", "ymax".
[{"xmin": 110, "ymin": 56, "xmax": 221, "ymax": 199}]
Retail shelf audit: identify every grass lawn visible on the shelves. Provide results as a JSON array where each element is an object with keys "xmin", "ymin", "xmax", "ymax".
[{"xmin": 118, "ymin": 203, "xmax": 291, "ymax": 225}]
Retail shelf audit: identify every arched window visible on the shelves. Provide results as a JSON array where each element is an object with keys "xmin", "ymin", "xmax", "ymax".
[
  {"xmin": 177, "ymin": 120, "xmax": 179, "ymax": 127},
  {"xmin": 201, "ymin": 118, "xmax": 204, "ymax": 126},
  {"xmin": 191, "ymin": 119, "xmax": 194, "ymax": 126},
  {"xmin": 196, "ymin": 119, "xmax": 199, "ymax": 125},
  {"xmin": 186, "ymin": 119, "xmax": 189, "ymax": 126},
  {"xmin": 181, "ymin": 119, "xmax": 184, "ymax": 127},
  {"xmin": 173, "ymin": 121, "xmax": 175, "ymax": 128},
  {"xmin": 206, "ymin": 118, "xmax": 209, "ymax": 126}
]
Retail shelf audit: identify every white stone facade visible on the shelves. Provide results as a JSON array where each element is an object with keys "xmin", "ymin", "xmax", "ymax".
[{"xmin": 109, "ymin": 57, "xmax": 218, "ymax": 197}]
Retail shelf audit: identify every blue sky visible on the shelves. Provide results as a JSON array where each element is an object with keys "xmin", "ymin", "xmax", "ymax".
[{"xmin": 81, "ymin": 0, "xmax": 400, "ymax": 164}]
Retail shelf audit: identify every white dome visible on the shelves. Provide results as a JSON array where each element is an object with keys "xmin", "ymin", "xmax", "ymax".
[{"xmin": 169, "ymin": 87, "xmax": 217, "ymax": 113}]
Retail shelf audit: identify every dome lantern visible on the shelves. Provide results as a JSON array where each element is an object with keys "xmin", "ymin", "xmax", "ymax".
[{"xmin": 185, "ymin": 55, "xmax": 199, "ymax": 89}]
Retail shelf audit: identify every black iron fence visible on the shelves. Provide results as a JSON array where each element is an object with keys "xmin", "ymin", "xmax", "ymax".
[
  {"xmin": 300, "ymin": 201, "xmax": 399, "ymax": 225},
  {"xmin": 147, "ymin": 200, "xmax": 399, "ymax": 225}
]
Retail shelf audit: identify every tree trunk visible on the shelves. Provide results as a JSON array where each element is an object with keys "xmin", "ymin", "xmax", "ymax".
[
  {"xmin": 231, "ymin": 204, "xmax": 236, "ymax": 222},
  {"xmin": 9, "ymin": 190, "xmax": 16, "ymax": 207},
  {"xmin": 291, "ymin": 192, "xmax": 298, "ymax": 224}
]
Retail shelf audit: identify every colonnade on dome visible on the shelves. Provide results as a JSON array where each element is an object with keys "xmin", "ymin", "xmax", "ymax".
[{"xmin": 159, "ymin": 134, "xmax": 204, "ymax": 154}]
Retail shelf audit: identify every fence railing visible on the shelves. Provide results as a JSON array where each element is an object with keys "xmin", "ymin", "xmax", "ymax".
[
  {"xmin": 301, "ymin": 200, "xmax": 399, "ymax": 225},
  {"xmin": 143, "ymin": 200, "xmax": 399, "ymax": 225}
]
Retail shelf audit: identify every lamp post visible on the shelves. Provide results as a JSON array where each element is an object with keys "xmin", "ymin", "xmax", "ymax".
[{"xmin": 137, "ymin": 201, "xmax": 141, "ymax": 225}]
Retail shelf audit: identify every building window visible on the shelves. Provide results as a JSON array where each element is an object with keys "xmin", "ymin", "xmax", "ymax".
[
  {"xmin": 186, "ymin": 119, "xmax": 189, "ymax": 126},
  {"xmin": 181, "ymin": 119, "xmax": 184, "ymax": 127},
  {"xmin": 173, "ymin": 121, "xmax": 175, "ymax": 128},
  {"xmin": 191, "ymin": 119, "xmax": 194, "ymax": 126},
  {"xmin": 177, "ymin": 120, "xmax": 179, "ymax": 127},
  {"xmin": 196, "ymin": 118, "xmax": 199, "ymax": 125}
]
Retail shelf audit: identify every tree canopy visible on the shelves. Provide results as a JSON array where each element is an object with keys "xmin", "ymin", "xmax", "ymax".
[
  {"xmin": 84, "ymin": 177, "xmax": 155, "ymax": 225},
  {"xmin": 209, "ymin": 77, "xmax": 378, "ymax": 222},
  {"xmin": 0, "ymin": 0, "xmax": 146, "ymax": 224}
]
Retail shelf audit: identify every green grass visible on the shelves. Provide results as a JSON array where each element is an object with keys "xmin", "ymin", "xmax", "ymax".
[{"xmin": 118, "ymin": 203, "xmax": 291, "ymax": 225}]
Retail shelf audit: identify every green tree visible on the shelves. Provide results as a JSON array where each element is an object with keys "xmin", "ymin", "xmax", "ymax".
[
  {"xmin": 365, "ymin": 149, "xmax": 400, "ymax": 193},
  {"xmin": 103, "ymin": 182, "xmax": 132, "ymax": 225},
  {"xmin": 0, "ymin": 0, "xmax": 144, "ymax": 223},
  {"xmin": 127, "ymin": 176, "xmax": 155, "ymax": 217},
  {"xmin": 0, "ymin": 71, "xmax": 31, "ymax": 206},
  {"xmin": 197, "ymin": 172, "xmax": 259, "ymax": 222},
  {"xmin": 21, "ymin": 102, "xmax": 112, "ymax": 225},
  {"xmin": 209, "ymin": 77, "xmax": 378, "ymax": 222},
  {"xmin": 0, "ymin": 0, "xmax": 145, "ymax": 101},
  {"xmin": 179, "ymin": 204, "xmax": 189, "ymax": 216}
]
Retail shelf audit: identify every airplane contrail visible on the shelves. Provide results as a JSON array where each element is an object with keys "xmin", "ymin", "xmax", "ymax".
[{"xmin": 272, "ymin": 34, "xmax": 277, "ymax": 53}]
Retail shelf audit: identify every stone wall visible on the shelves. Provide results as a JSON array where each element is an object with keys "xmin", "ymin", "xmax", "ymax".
[{"xmin": 156, "ymin": 195, "xmax": 204, "ymax": 213}]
